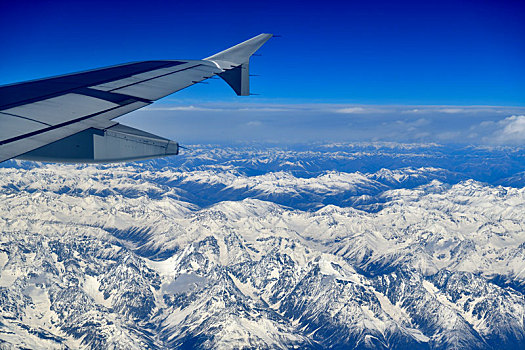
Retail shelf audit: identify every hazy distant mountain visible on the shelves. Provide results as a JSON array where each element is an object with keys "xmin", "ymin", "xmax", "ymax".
[{"xmin": 1, "ymin": 143, "xmax": 524, "ymax": 349}]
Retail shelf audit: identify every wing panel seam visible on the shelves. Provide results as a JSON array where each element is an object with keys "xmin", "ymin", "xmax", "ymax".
[
  {"xmin": 0, "ymin": 102, "xmax": 138, "ymax": 146},
  {"xmin": 0, "ymin": 61, "xmax": 179, "ymax": 110},
  {"xmin": 74, "ymin": 87, "xmax": 151, "ymax": 105},
  {"xmin": 0, "ymin": 112, "xmax": 53, "ymax": 127},
  {"xmin": 109, "ymin": 64, "xmax": 205, "ymax": 92}
]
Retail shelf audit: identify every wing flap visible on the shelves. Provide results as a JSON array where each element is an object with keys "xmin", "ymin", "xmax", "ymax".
[
  {"xmin": 16, "ymin": 124, "xmax": 178, "ymax": 163},
  {"xmin": 0, "ymin": 101, "xmax": 148, "ymax": 162}
]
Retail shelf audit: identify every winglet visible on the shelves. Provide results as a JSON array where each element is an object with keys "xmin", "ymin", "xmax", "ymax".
[
  {"xmin": 205, "ymin": 33, "xmax": 273, "ymax": 64},
  {"xmin": 204, "ymin": 34, "xmax": 272, "ymax": 96}
]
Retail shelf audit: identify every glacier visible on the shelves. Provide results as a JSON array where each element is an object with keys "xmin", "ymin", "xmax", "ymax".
[{"xmin": 0, "ymin": 143, "xmax": 524, "ymax": 349}]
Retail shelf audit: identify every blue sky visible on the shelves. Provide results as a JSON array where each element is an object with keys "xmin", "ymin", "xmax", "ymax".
[{"xmin": 1, "ymin": 0, "xmax": 524, "ymax": 144}]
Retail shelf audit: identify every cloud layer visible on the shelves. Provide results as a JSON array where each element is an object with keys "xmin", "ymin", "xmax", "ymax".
[{"xmin": 119, "ymin": 102, "xmax": 525, "ymax": 145}]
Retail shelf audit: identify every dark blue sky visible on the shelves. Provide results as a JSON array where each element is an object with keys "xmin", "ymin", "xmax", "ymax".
[{"xmin": 1, "ymin": 0, "xmax": 523, "ymax": 106}]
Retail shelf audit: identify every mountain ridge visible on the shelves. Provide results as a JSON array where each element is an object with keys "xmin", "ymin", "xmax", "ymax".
[{"xmin": 1, "ymin": 144, "xmax": 524, "ymax": 349}]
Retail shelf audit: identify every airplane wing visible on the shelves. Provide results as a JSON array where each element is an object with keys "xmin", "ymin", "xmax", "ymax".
[{"xmin": 0, "ymin": 33, "xmax": 272, "ymax": 163}]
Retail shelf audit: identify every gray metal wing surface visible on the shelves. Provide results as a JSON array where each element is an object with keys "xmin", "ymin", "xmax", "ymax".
[{"xmin": 0, "ymin": 33, "xmax": 272, "ymax": 163}]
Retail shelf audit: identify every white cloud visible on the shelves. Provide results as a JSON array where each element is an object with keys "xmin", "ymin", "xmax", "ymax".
[
  {"xmin": 490, "ymin": 115, "xmax": 525, "ymax": 144},
  {"xmin": 246, "ymin": 121, "xmax": 262, "ymax": 127},
  {"xmin": 237, "ymin": 107, "xmax": 292, "ymax": 112},
  {"xmin": 439, "ymin": 108, "xmax": 464, "ymax": 114},
  {"xmin": 412, "ymin": 118, "xmax": 429, "ymax": 126},
  {"xmin": 145, "ymin": 105, "xmax": 295, "ymax": 113},
  {"xmin": 145, "ymin": 105, "xmax": 222, "ymax": 112},
  {"xmin": 334, "ymin": 107, "xmax": 367, "ymax": 114},
  {"xmin": 403, "ymin": 108, "xmax": 422, "ymax": 113}
]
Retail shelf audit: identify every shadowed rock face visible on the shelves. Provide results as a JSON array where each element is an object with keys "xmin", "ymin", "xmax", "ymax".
[{"xmin": 0, "ymin": 144, "xmax": 524, "ymax": 349}]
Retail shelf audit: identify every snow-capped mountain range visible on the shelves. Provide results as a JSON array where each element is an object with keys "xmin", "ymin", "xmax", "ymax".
[{"xmin": 0, "ymin": 143, "xmax": 524, "ymax": 349}]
